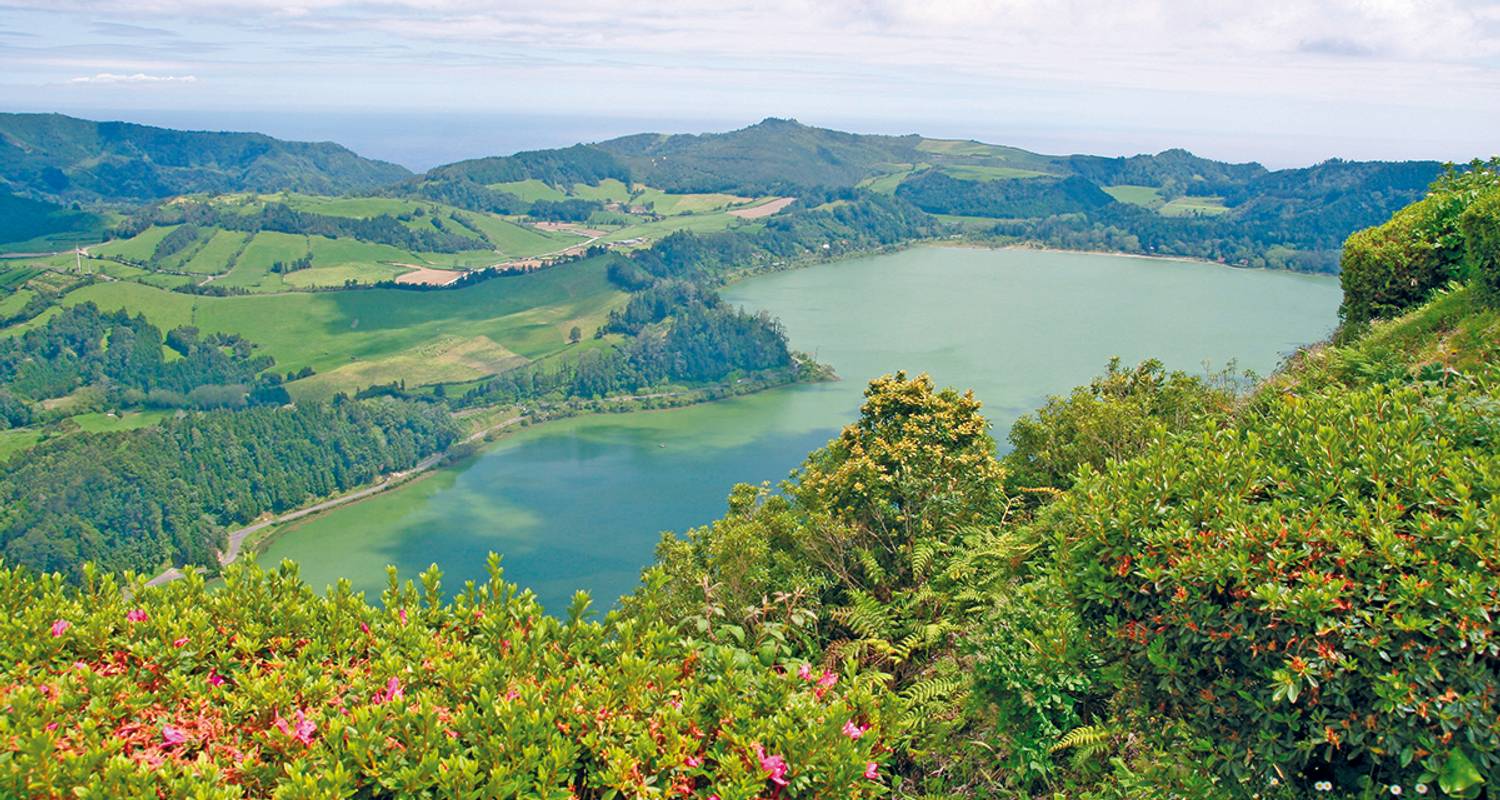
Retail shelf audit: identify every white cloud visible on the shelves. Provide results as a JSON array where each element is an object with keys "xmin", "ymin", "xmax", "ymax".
[{"xmin": 69, "ymin": 72, "xmax": 198, "ymax": 83}]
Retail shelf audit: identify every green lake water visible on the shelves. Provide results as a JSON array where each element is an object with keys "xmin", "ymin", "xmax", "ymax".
[{"xmin": 260, "ymin": 246, "xmax": 1342, "ymax": 611}]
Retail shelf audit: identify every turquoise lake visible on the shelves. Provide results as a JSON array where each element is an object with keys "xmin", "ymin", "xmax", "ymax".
[{"xmin": 261, "ymin": 246, "xmax": 1342, "ymax": 611}]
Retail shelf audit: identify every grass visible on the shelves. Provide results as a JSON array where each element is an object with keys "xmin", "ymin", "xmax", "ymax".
[
  {"xmin": 631, "ymin": 188, "xmax": 755, "ymax": 215},
  {"xmin": 858, "ymin": 168, "xmax": 919, "ymax": 194},
  {"xmin": 93, "ymin": 225, "xmax": 180, "ymax": 262},
  {"xmin": 454, "ymin": 213, "xmax": 578, "ymax": 259},
  {"xmin": 571, "ymin": 179, "xmax": 634, "ymax": 204},
  {"xmin": 0, "ymin": 265, "xmax": 43, "ymax": 291},
  {"xmin": 0, "ymin": 288, "xmax": 37, "ymax": 317},
  {"xmin": 1104, "ymin": 185, "xmax": 1166, "ymax": 209},
  {"xmin": 70, "ymin": 409, "xmax": 174, "ymax": 433},
  {"xmin": 604, "ymin": 212, "xmax": 748, "ymax": 243},
  {"xmin": 492, "ymin": 179, "xmax": 568, "ymax": 203},
  {"xmin": 177, "ymin": 230, "xmax": 251, "ymax": 275},
  {"xmin": 289, "ymin": 335, "xmax": 529, "ymax": 402},
  {"xmin": 0, "ymin": 428, "xmax": 43, "ymax": 462},
  {"xmin": 1159, "ymin": 196, "xmax": 1230, "ymax": 217},
  {"xmin": 282, "ymin": 263, "xmax": 410, "ymax": 289},
  {"xmin": 939, "ymin": 164, "xmax": 1051, "ymax": 181},
  {"xmin": 41, "ymin": 255, "xmax": 626, "ymax": 398}
]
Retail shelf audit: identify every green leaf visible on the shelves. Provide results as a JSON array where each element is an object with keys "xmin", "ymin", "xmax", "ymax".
[{"xmin": 1438, "ymin": 750, "xmax": 1482, "ymax": 797}]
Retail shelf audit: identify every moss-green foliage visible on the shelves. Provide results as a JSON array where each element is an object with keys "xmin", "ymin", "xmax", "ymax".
[
  {"xmin": 1459, "ymin": 187, "xmax": 1500, "ymax": 300},
  {"xmin": 1049, "ymin": 367, "xmax": 1499, "ymax": 795},
  {"xmin": 0, "ymin": 558, "xmax": 888, "ymax": 797},
  {"xmin": 0, "ymin": 112, "xmax": 410, "ymax": 204},
  {"xmin": 1002, "ymin": 357, "xmax": 1238, "ymax": 494},
  {"xmin": 1340, "ymin": 159, "xmax": 1499, "ymax": 323}
]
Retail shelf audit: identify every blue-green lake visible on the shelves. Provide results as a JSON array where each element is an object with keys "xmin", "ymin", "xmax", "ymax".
[{"xmin": 261, "ymin": 246, "xmax": 1342, "ymax": 610}]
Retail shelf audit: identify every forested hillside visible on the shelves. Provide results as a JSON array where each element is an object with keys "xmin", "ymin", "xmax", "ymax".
[
  {"xmin": 3, "ymin": 156, "xmax": 1495, "ymax": 798},
  {"xmin": 0, "ymin": 113, "xmax": 411, "ymax": 203}
]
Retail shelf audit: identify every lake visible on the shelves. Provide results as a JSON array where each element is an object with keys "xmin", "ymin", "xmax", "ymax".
[{"xmin": 259, "ymin": 246, "xmax": 1342, "ymax": 610}]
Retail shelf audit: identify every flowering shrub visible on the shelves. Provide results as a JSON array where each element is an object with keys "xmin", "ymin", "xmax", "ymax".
[
  {"xmin": 1054, "ymin": 369, "xmax": 1500, "ymax": 796},
  {"xmin": 0, "ymin": 557, "xmax": 888, "ymax": 798}
]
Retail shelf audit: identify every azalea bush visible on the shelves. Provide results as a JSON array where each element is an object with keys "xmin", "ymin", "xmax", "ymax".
[
  {"xmin": 0, "ymin": 557, "xmax": 890, "ymax": 798},
  {"xmin": 1052, "ymin": 368, "xmax": 1500, "ymax": 797}
]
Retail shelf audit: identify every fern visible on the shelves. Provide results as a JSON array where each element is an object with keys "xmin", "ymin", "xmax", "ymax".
[{"xmin": 1050, "ymin": 724, "xmax": 1115, "ymax": 768}]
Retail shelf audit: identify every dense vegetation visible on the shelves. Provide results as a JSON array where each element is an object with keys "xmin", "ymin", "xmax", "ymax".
[
  {"xmin": 0, "ymin": 113, "xmax": 411, "ymax": 204},
  {"xmin": 0, "ymin": 398, "xmax": 458, "ymax": 577},
  {"xmin": 118, "ymin": 200, "xmax": 489, "ymax": 255},
  {"xmin": 0, "ymin": 303, "xmax": 282, "ymax": 416},
  {"xmin": 2, "ymin": 121, "xmax": 1497, "ymax": 798},
  {"xmin": 0, "ymin": 193, "xmax": 106, "ymax": 247},
  {"xmin": 896, "ymin": 170, "xmax": 1115, "ymax": 218}
]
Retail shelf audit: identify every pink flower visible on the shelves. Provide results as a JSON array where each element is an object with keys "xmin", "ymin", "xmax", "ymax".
[
  {"xmin": 505, "ymin": 687, "xmax": 519, "ymax": 702},
  {"xmin": 162, "ymin": 725, "xmax": 187, "ymax": 746},
  {"xmin": 817, "ymin": 670, "xmax": 837, "ymax": 689},
  {"xmin": 207, "ymin": 670, "xmax": 226, "ymax": 687},
  {"xmin": 842, "ymin": 720, "xmax": 866, "ymax": 740},
  {"xmin": 684, "ymin": 754, "xmax": 703, "ymax": 768},
  {"xmin": 359, "ymin": 622, "xmax": 370, "ymax": 634},
  {"xmin": 667, "ymin": 697, "xmax": 682, "ymax": 710},
  {"xmin": 273, "ymin": 709, "xmax": 317, "ymax": 745},
  {"xmin": 173, "ymin": 636, "xmax": 190, "ymax": 648},
  {"xmin": 45, "ymin": 722, "xmax": 58, "ymax": 732},
  {"xmin": 398, "ymin": 609, "xmax": 408, "ymax": 625},
  {"xmin": 797, "ymin": 663, "xmax": 814, "ymax": 681},
  {"xmin": 374, "ymin": 676, "xmax": 403, "ymax": 704},
  {"xmin": 864, "ymin": 761, "xmax": 879, "ymax": 780},
  {"xmin": 49, "ymin": 620, "xmax": 70, "ymax": 637},
  {"xmin": 753, "ymin": 744, "xmax": 789, "ymax": 787},
  {"xmin": 126, "ymin": 609, "xmax": 148, "ymax": 623}
]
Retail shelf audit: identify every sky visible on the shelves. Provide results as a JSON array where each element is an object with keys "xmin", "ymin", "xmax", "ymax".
[{"xmin": 1, "ymin": 0, "xmax": 1497, "ymax": 169}]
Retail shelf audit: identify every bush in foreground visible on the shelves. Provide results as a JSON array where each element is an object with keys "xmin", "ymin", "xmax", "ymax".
[{"xmin": 0, "ymin": 558, "xmax": 888, "ymax": 798}]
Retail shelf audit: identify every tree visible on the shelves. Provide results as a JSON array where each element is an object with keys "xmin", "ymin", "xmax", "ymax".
[{"xmin": 569, "ymin": 326, "xmax": 582, "ymax": 344}]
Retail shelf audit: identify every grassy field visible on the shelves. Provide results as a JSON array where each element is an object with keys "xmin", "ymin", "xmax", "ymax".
[
  {"xmin": 604, "ymin": 212, "xmax": 752, "ymax": 243},
  {"xmin": 453, "ymin": 213, "xmax": 579, "ymax": 258},
  {"xmin": 1104, "ymin": 184, "xmax": 1166, "ymax": 208},
  {"xmin": 491, "ymin": 179, "xmax": 568, "ymax": 203},
  {"xmin": 92, "ymin": 225, "xmax": 179, "ymax": 262},
  {"xmin": 0, "ymin": 265, "xmax": 43, "ymax": 291},
  {"xmin": 630, "ymin": 187, "xmax": 755, "ymax": 215},
  {"xmin": 0, "ymin": 428, "xmax": 43, "ymax": 462},
  {"xmin": 176, "ymin": 229, "xmax": 250, "ymax": 274},
  {"xmin": 36, "ymin": 255, "xmax": 626, "ymax": 399},
  {"xmin": 282, "ymin": 262, "xmax": 409, "ymax": 289},
  {"xmin": 858, "ymin": 168, "xmax": 919, "ymax": 194},
  {"xmin": 939, "ymin": 164, "xmax": 1051, "ymax": 181},
  {"xmin": 70, "ymin": 409, "xmax": 174, "ymax": 433},
  {"xmin": 1159, "ymin": 196, "xmax": 1230, "ymax": 217},
  {"xmin": 0, "ymin": 288, "xmax": 36, "ymax": 317},
  {"xmin": 570, "ymin": 179, "xmax": 634, "ymax": 204}
]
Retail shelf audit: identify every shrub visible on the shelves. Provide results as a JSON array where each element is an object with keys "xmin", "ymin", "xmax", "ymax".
[
  {"xmin": 1338, "ymin": 200, "xmax": 1452, "ymax": 324},
  {"xmin": 1053, "ymin": 370, "xmax": 1500, "ymax": 796},
  {"xmin": 1, "ymin": 558, "xmax": 890, "ymax": 798},
  {"xmin": 1459, "ymin": 189, "xmax": 1500, "ymax": 302}
]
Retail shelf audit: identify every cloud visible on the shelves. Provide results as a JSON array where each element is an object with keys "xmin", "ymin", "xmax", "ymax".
[
  {"xmin": 91, "ymin": 21, "xmax": 180, "ymax": 38},
  {"xmin": 1297, "ymin": 37, "xmax": 1381, "ymax": 58},
  {"xmin": 69, "ymin": 72, "xmax": 198, "ymax": 83}
]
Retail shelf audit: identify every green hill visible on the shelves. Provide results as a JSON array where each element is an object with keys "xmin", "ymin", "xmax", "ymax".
[
  {"xmin": 0, "ymin": 113, "xmax": 411, "ymax": 204},
  {"xmin": 2, "ymin": 158, "xmax": 1496, "ymax": 798}
]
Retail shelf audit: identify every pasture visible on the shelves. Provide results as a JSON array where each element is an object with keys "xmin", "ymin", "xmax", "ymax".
[
  {"xmin": 40, "ymin": 255, "xmax": 626, "ymax": 399},
  {"xmin": 1159, "ymin": 196, "xmax": 1230, "ymax": 216},
  {"xmin": 1104, "ymin": 184, "xmax": 1166, "ymax": 208}
]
